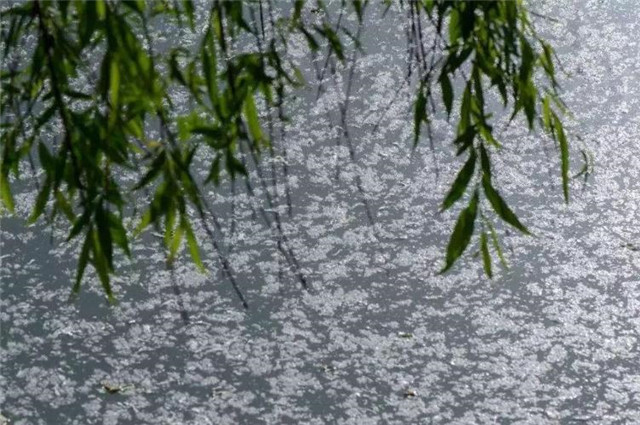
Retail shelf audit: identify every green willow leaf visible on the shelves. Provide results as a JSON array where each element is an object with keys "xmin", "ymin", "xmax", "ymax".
[
  {"xmin": 38, "ymin": 141, "xmax": 54, "ymax": 171},
  {"xmin": 182, "ymin": 0, "xmax": 195, "ymax": 31},
  {"xmin": 472, "ymin": 66, "xmax": 483, "ymax": 106},
  {"xmin": 226, "ymin": 154, "xmax": 248, "ymax": 178},
  {"xmin": 482, "ymin": 175, "xmax": 530, "ymax": 235},
  {"xmin": 244, "ymin": 93, "xmax": 264, "ymax": 145},
  {"xmin": 298, "ymin": 25, "xmax": 320, "ymax": 52},
  {"xmin": 521, "ymin": 80, "xmax": 536, "ymax": 129},
  {"xmin": 182, "ymin": 217, "xmax": 205, "ymax": 272},
  {"xmin": 459, "ymin": 3, "xmax": 476, "ymax": 40},
  {"xmin": 109, "ymin": 211, "xmax": 130, "ymax": 257},
  {"xmin": 67, "ymin": 209, "xmax": 92, "ymax": 241},
  {"xmin": 292, "ymin": 0, "xmax": 304, "ymax": 24},
  {"xmin": 480, "ymin": 231, "xmax": 492, "ymax": 278},
  {"xmin": 28, "ymin": 176, "xmax": 52, "ymax": 224},
  {"xmin": 487, "ymin": 219, "xmax": 508, "ymax": 269},
  {"xmin": 95, "ymin": 204, "xmax": 114, "ymax": 269},
  {"xmin": 479, "ymin": 143, "xmax": 491, "ymax": 177},
  {"xmin": 96, "ymin": 0, "xmax": 106, "ymax": 22},
  {"xmin": 454, "ymin": 126, "xmax": 476, "ymax": 156},
  {"xmin": 109, "ymin": 59, "xmax": 120, "ymax": 112},
  {"xmin": 554, "ymin": 113, "xmax": 570, "ymax": 202},
  {"xmin": 91, "ymin": 227, "xmax": 115, "ymax": 304},
  {"xmin": 440, "ymin": 73, "xmax": 454, "ymax": 118},
  {"xmin": 353, "ymin": 0, "xmax": 364, "ymax": 23},
  {"xmin": 169, "ymin": 50, "xmax": 188, "ymax": 87},
  {"xmin": 123, "ymin": 0, "xmax": 144, "ymax": 15},
  {"xmin": 135, "ymin": 209, "xmax": 153, "ymax": 236},
  {"xmin": 519, "ymin": 36, "xmax": 535, "ymax": 82},
  {"xmin": 0, "ymin": 173, "xmax": 15, "ymax": 214},
  {"xmin": 478, "ymin": 123, "xmax": 501, "ymax": 148},
  {"xmin": 71, "ymin": 229, "xmax": 92, "ymax": 300},
  {"xmin": 317, "ymin": 24, "xmax": 345, "ymax": 62},
  {"xmin": 168, "ymin": 219, "xmax": 185, "ymax": 263},
  {"xmin": 164, "ymin": 205, "xmax": 177, "ymax": 248},
  {"xmin": 191, "ymin": 126, "xmax": 224, "ymax": 140},
  {"xmin": 448, "ymin": 8, "xmax": 461, "ymax": 45},
  {"xmin": 202, "ymin": 41, "xmax": 218, "ymax": 107},
  {"xmin": 459, "ymin": 82, "xmax": 472, "ymax": 133},
  {"xmin": 54, "ymin": 190, "xmax": 75, "ymax": 222},
  {"xmin": 441, "ymin": 190, "xmax": 478, "ymax": 274},
  {"xmin": 205, "ymin": 154, "xmax": 222, "ymax": 185},
  {"xmin": 441, "ymin": 149, "xmax": 476, "ymax": 211},
  {"xmin": 444, "ymin": 46, "xmax": 473, "ymax": 73},
  {"xmin": 542, "ymin": 96, "xmax": 552, "ymax": 131},
  {"xmin": 78, "ymin": 1, "xmax": 97, "ymax": 46}
]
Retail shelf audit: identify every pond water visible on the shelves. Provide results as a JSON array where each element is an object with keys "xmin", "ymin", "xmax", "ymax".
[{"xmin": 3, "ymin": 1, "xmax": 640, "ymax": 423}]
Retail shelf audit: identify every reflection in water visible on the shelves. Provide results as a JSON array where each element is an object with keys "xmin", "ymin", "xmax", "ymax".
[{"xmin": 3, "ymin": 1, "xmax": 640, "ymax": 423}]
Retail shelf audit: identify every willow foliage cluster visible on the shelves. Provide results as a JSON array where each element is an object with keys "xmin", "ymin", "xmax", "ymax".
[{"xmin": 1, "ymin": 0, "xmax": 572, "ymax": 305}]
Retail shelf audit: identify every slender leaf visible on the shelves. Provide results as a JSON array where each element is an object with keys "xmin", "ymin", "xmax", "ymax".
[
  {"xmin": 182, "ymin": 217, "xmax": 205, "ymax": 272},
  {"xmin": 244, "ymin": 93, "xmax": 263, "ymax": 145},
  {"xmin": 448, "ymin": 9, "xmax": 461, "ymax": 45},
  {"xmin": 95, "ymin": 0, "xmax": 106, "ymax": 19},
  {"xmin": 441, "ymin": 150, "xmax": 476, "ymax": 211},
  {"xmin": 91, "ymin": 227, "xmax": 115, "ymax": 304},
  {"xmin": 441, "ymin": 190, "xmax": 478, "ymax": 273},
  {"xmin": 554, "ymin": 113, "xmax": 570, "ymax": 202},
  {"xmin": 440, "ymin": 73, "xmax": 453, "ymax": 118},
  {"xmin": 0, "ymin": 173, "xmax": 15, "ymax": 213},
  {"xmin": 317, "ymin": 24, "xmax": 344, "ymax": 62},
  {"xmin": 226, "ymin": 154, "xmax": 247, "ymax": 178},
  {"xmin": 205, "ymin": 154, "xmax": 222, "ymax": 185},
  {"xmin": 487, "ymin": 219, "xmax": 508, "ymax": 268},
  {"xmin": 71, "ymin": 229, "xmax": 92, "ymax": 299},
  {"xmin": 482, "ymin": 175, "xmax": 530, "ymax": 235},
  {"xmin": 67, "ymin": 209, "xmax": 92, "ymax": 241},
  {"xmin": 38, "ymin": 141, "xmax": 54, "ymax": 171},
  {"xmin": 353, "ymin": 0, "xmax": 364, "ymax": 22},
  {"xmin": 202, "ymin": 40, "xmax": 218, "ymax": 107},
  {"xmin": 28, "ymin": 176, "xmax": 52, "ymax": 224},
  {"xmin": 182, "ymin": 0, "xmax": 195, "ymax": 30},
  {"xmin": 479, "ymin": 143, "xmax": 491, "ymax": 177},
  {"xmin": 542, "ymin": 96, "xmax": 552, "ymax": 131},
  {"xmin": 168, "ymin": 218, "xmax": 185, "ymax": 263},
  {"xmin": 95, "ymin": 204, "xmax": 113, "ymax": 269},
  {"xmin": 480, "ymin": 231, "xmax": 492, "ymax": 278},
  {"xmin": 454, "ymin": 126, "xmax": 476, "ymax": 156},
  {"xmin": 459, "ymin": 82, "xmax": 472, "ymax": 132},
  {"xmin": 298, "ymin": 25, "xmax": 320, "ymax": 52},
  {"xmin": 54, "ymin": 190, "xmax": 75, "ymax": 221},
  {"xmin": 135, "ymin": 209, "xmax": 153, "ymax": 236},
  {"xmin": 109, "ymin": 59, "xmax": 120, "ymax": 113},
  {"xmin": 109, "ymin": 212, "xmax": 130, "ymax": 257}
]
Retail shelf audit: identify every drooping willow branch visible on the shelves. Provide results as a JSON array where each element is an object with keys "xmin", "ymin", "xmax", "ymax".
[{"xmin": 0, "ymin": 0, "xmax": 577, "ymax": 305}]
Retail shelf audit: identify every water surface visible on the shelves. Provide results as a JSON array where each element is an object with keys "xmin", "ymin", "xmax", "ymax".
[{"xmin": 3, "ymin": 1, "xmax": 640, "ymax": 423}]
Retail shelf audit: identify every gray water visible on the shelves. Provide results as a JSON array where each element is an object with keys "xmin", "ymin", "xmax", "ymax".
[{"xmin": 3, "ymin": 1, "xmax": 640, "ymax": 423}]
